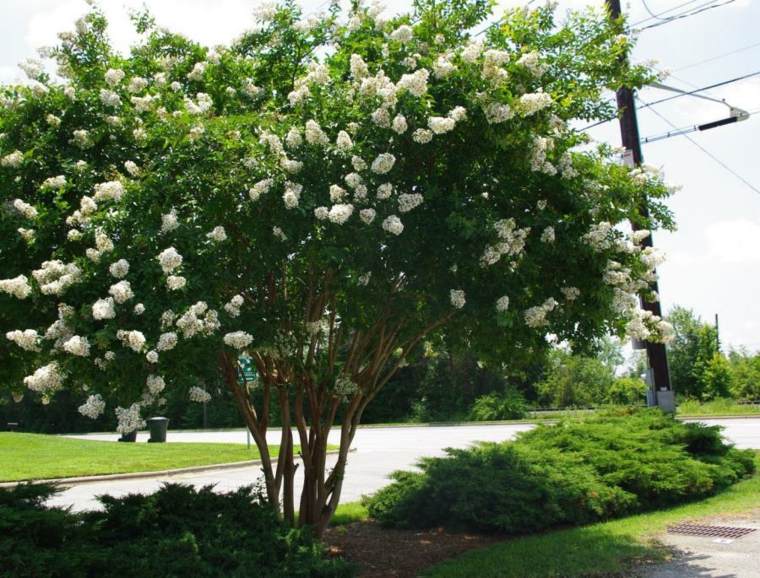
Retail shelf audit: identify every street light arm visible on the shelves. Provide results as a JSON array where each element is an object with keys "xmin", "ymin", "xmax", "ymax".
[{"xmin": 649, "ymin": 82, "xmax": 749, "ymax": 119}]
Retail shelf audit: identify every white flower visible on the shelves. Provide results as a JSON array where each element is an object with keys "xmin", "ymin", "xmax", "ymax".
[
  {"xmin": 518, "ymin": 91, "xmax": 553, "ymax": 116},
  {"xmin": 377, "ymin": 183, "xmax": 394, "ymax": 200},
  {"xmin": 157, "ymin": 332, "xmax": 178, "ymax": 351},
  {"xmin": 115, "ymin": 403, "xmax": 145, "ymax": 434},
  {"xmin": 224, "ymin": 331, "xmax": 253, "ymax": 349},
  {"xmin": 371, "ymin": 107, "xmax": 391, "ymax": 128},
  {"xmin": 124, "ymin": 160, "xmax": 140, "ymax": 176},
  {"xmin": 428, "ymin": 116, "xmax": 456, "ymax": 134},
  {"xmin": 314, "ymin": 206, "xmax": 329, "ymax": 220},
  {"xmin": 187, "ymin": 61, "xmax": 207, "ymax": 81},
  {"xmin": 92, "ymin": 297, "xmax": 116, "ymax": 320},
  {"xmin": 188, "ymin": 125, "xmax": 205, "ymax": 141},
  {"xmin": 224, "ymin": 294, "xmax": 244, "ymax": 318},
  {"xmin": 157, "ymin": 247, "xmax": 182, "ymax": 274},
  {"xmin": 13, "ymin": 199, "xmax": 37, "ymax": 219},
  {"xmin": 329, "ymin": 184, "xmax": 347, "ymax": 203},
  {"xmin": 398, "ymin": 193, "xmax": 423, "ymax": 213},
  {"xmin": 305, "ymin": 119, "xmax": 329, "ymax": 145},
  {"xmin": 350, "ymin": 54, "xmax": 369, "ymax": 79},
  {"xmin": 285, "ymin": 127, "xmax": 303, "ymax": 148},
  {"xmin": 207, "ymin": 226, "xmax": 227, "ymax": 242},
  {"xmin": 382, "ymin": 215, "xmax": 404, "ymax": 235},
  {"xmin": 1, "ymin": 150, "xmax": 24, "ymax": 168},
  {"xmin": 448, "ymin": 106, "xmax": 467, "ymax": 122},
  {"xmin": 166, "ymin": 275, "xmax": 187, "ymax": 291},
  {"xmin": 42, "ymin": 175, "xmax": 66, "ymax": 190},
  {"xmin": 0, "ymin": 275, "xmax": 32, "ymax": 299},
  {"xmin": 160, "ymin": 209, "xmax": 179, "ymax": 233},
  {"xmin": 109, "ymin": 280, "xmax": 134, "ymax": 304},
  {"xmin": 561, "ymin": 287, "xmax": 580, "ymax": 301},
  {"xmin": 6, "ymin": 329, "xmax": 41, "ymax": 351},
  {"xmin": 95, "ymin": 231, "xmax": 114, "ymax": 253},
  {"xmin": 99, "ymin": 89, "xmax": 122, "ymax": 107},
  {"xmin": 540, "ymin": 226, "xmax": 555, "ymax": 243},
  {"xmin": 524, "ymin": 298, "xmax": 558, "ymax": 328},
  {"xmin": 396, "ymin": 69, "xmax": 429, "ymax": 97},
  {"xmin": 391, "ymin": 114, "xmax": 408, "ymax": 134},
  {"xmin": 496, "ymin": 295, "xmax": 510, "ymax": 312},
  {"xmin": 390, "ymin": 24, "xmax": 413, "ymax": 43},
  {"xmin": 17, "ymin": 227, "xmax": 35, "ymax": 242},
  {"xmin": 328, "ymin": 204, "xmax": 355, "ymax": 225},
  {"xmin": 24, "ymin": 362, "xmax": 64, "ymax": 394},
  {"xmin": 105, "ymin": 68, "xmax": 125, "ymax": 86},
  {"xmin": 80, "ymin": 195, "xmax": 97, "ymax": 214},
  {"xmin": 370, "ymin": 153, "xmax": 396, "ymax": 175},
  {"xmin": 249, "ymin": 178, "xmax": 273, "ymax": 201},
  {"xmin": 93, "ymin": 180, "xmax": 124, "ymax": 202},
  {"xmin": 450, "ymin": 289, "xmax": 466, "ymax": 309},
  {"xmin": 109, "ymin": 259, "xmax": 130, "ymax": 279},
  {"xmin": 147, "ymin": 374, "xmax": 164, "ymax": 394},
  {"xmin": 273, "ymin": 226, "xmax": 287, "ymax": 241},
  {"xmin": 189, "ymin": 386, "xmax": 212, "ymax": 403},
  {"xmin": 117, "ymin": 329, "xmax": 146, "ymax": 352},
  {"xmin": 483, "ymin": 102, "xmax": 513, "ymax": 124},
  {"xmin": 345, "ymin": 172, "xmax": 363, "ymax": 189},
  {"xmin": 433, "ymin": 56, "xmax": 456, "ymax": 78},
  {"xmin": 78, "ymin": 394, "xmax": 105, "ymax": 419},
  {"xmin": 46, "ymin": 114, "xmax": 61, "ymax": 128},
  {"xmin": 359, "ymin": 208, "xmax": 376, "ymax": 224},
  {"xmin": 412, "ymin": 128, "xmax": 433, "ymax": 144},
  {"xmin": 134, "ymin": 303, "xmax": 145, "ymax": 315},
  {"xmin": 336, "ymin": 130, "xmax": 353, "ymax": 151},
  {"xmin": 517, "ymin": 51, "xmax": 547, "ymax": 77},
  {"xmin": 358, "ymin": 272, "xmax": 372, "ymax": 286},
  {"xmin": 72, "ymin": 129, "xmax": 92, "ymax": 149},
  {"xmin": 32, "ymin": 260, "xmax": 81, "ymax": 296},
  {"xmin": 282, "ymin": 182, "xmax": 302, "ymax": 209},
  {"xmin": 63, "ymin": 335, "xmax": 90, "ymax": 357}
]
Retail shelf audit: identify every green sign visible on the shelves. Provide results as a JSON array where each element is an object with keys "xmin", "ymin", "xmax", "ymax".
[{"xmin": 238, "ymin": 356, "xmax": 257, "ymax": 384}]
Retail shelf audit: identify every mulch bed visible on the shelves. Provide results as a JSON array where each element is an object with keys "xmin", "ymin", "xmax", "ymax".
[{"xmin": 325, "ymin": 521, "xmax": 503, "ymax": 577}]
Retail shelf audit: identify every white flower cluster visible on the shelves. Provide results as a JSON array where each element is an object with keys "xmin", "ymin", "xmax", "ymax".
[
  {"xmin": 1, "ymin": 150, "xmax": 24, "ymax": 167},
  {"xmin": 207, "ymin": 226, "xmax": 227, "ymax": 242},
  {"xmin": 62, "ymin": 335, "xmax": 90, "ymax": 357},
  {"xmin": 224, "ymin": 295, "xmax": 244, "ymax": 318},
  {"xmin": 561, "ymin": 286, "xmax": 581, "ymax": 301},
  {"xmin": 496, "ymin": 295, "xmax": 510, "ymax": 312},
  {"xmin": 32, "ymin": 260, "xmax": 81, "ymax": 295},
  {"xmin": 6, "ymin": 329, "xmax": 41, "ymax": 351},
  {"xmin": 109, "ymin": 280, "xmax": 134, "ymax": 303},
  {"xmin": 0, "ymin": 275, "xmax": 32, "ymax": 299},
  {"xmin": 382, "ymin": 214, "xmax": 404, "ymax": 235},
  {"xmin": 13, "ymin": 199, "xmax": 38, "ymax": 219},
  {"xmin": 328, "ymin": 203, "xmax": 354, "ymax": 225},
  {"xmin": 530, "ymin": 136, "xmax": 556, "ymax": 175},
  {"xmin": 116, "ymin": 329, "xmax": 146, "ymax": 352},
  {"xmin": 397, "ymin": 193, "xmax": 423, "ymax": 214},
  {"xmin": 223, "ymin": 331, "xmax": 253, "ymax": 349},
  {"xmin": 584, "ymin": 221, "xmax": 615, "ymax": 251},
  {"xmin": 157, "ymin": 247, "xmax": 182, "ymax": 273},
  {"xmin": 524, "ymin": 298, "xmax": 558, "ymax": 328},
  {"xmin": 93, "ymin": 180, "xmax": 124, "ymax": 202},
  {"xmin": 147, "ymin": 374, "xmax": 165, "ymax": 395},
  {"xmin": 370, "ymin": 153, "xmax": 396, "ymax": 174},
  {"xmin": 481, "ymin": 219, "xmax": 530, "ymax": 267},
  {"xmin": 176, "ymin": 301, "xmax": 220, "ymax": 338},
  {"xmin": 23, "ymin": 362, "xmax": 64, "ymax": 394},
  {"xmin": 249, "ymin": 178, "xmax": 273, "ymax": 202},
  {"xmin": 92, "ymin": 297, "xmax": 116, "ymax": 320},
  {"xmin": 540, "ymin": 226, "xmax": 555, "ymax": 243},
  {"xmin": 115, "ymin": 403, "xmax": 145, "ymax": 434},
  {"xmin": 189, "ymin": 386, "xmax": 212, "ymax": 403},
  {"xmin": 390, "ymin": 24, "xmax": 413, "ymax": 43},
  {"xmin": 450, "ymin": 289, "xmax": 466, "ymax": 309},
  {"xmin": 42, "ymin": 175, "xmax": 66, "ymax": 189},
  {"xmin": 626, "ymin": 308, "xmax": 674, "ymax": 343},
  {"xmin": 78, "ymin": 394, "xmax": 106, "ymax": 419},
  {"xmin": 157, "ymin": 332, "xmax": 178, "ymax": 351},
  {"xmin": 160, "ymin": 209, "xmax": 179, "ymax": 233},
  {"xmin": 105, "ymin": 68, "xmax": 125, "ymax": 86},
  {"xmin": 109, "ymin": 259, "xmax": 129, "ymax": 278},
  {"xmin": 517, "ymin": 51, "xmax": 547, "ymax": 77},
  {"xmin": 396, "ymin": 68, "xmax": 429, "ymax": 97},
  {"xmin": 518, "ymin": 91, "xmax": 552, "ymax": 116}
]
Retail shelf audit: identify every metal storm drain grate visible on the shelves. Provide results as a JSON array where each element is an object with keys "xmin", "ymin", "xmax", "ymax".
[{"xmin": 667, "ymin": 524, "xmax": 756, "ymax": 539}]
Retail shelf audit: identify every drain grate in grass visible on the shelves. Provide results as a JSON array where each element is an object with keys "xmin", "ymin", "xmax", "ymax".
[{"xmin": 667, "ymin": 524, "xmax": 756, "ymax": 539}]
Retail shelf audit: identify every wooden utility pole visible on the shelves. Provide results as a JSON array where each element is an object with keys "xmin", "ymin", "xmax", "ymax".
[{"xmin": 606, "ymin": 0, "xmax": 674, "ymax": 410}]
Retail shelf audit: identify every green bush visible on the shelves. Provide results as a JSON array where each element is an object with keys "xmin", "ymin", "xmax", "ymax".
[
  {"xmin": 0, "ymin": 483, "xmax": 352, "ymax": 578},
  {"xmin": 469, "ymin": 388, "xmax": 528, "ymax": 421},
  {"xmin": 365, "ymin": 410, "xmax": 755, "ymax": 534}
]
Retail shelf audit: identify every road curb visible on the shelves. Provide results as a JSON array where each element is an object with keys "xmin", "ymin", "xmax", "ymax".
[{"xmin": 0, "ymin": 450, "xmax": 344, "ymax": 489}]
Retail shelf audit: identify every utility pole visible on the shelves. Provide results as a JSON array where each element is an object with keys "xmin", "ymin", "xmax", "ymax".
[
  {"xmin": 715, "ymin": 313, "xmax": 721, "ymax": 352},
  {"xmin": 606, "ymin": 0, "xmax": 674, "ymax": 412}
]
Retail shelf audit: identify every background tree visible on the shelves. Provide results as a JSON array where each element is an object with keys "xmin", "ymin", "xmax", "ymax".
[
  {"xmin": 0, "ymin": 1, "xmax": 673, "ymax": 532},
  {"xmin": 666, "ymin": 306, "xmax": 721, "ymax": 399}
]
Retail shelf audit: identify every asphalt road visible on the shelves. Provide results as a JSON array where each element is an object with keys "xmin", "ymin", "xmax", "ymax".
[{"xmin": 52, "ymin": 418, "xmax": 760, "ymax": 512}]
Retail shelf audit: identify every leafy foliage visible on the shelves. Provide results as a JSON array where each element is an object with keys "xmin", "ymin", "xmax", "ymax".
[
  {"xmin": 469, "ymin": 387, "xmax": 528, "ymax": 420},
  {"xmin": 365, "ymin": 410, "xmax": 755, "ymax": 533},
  {"xmin": 0, "ymin": 483, "xmax": 352, "ymax": 578}
]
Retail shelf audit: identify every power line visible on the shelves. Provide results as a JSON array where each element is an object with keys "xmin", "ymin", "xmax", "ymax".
[
  {"xmin": 629, "ymin": 0, "xmax": 704, "ymax": 26},
  {"xmin": 639, "ymin": 0, "xmax": 671, "ymax": 21},
  {"xmin": 634, "ymin": 0, "xmax": 738, "ymax": 32},
  {"xmin": 637, "ymin": 96, "xmax": 760, "ymax": 196},
  {"xmin": 673, "ymin": 40, "xmax": 760, "ymax": 72},
  {"xmin": 640, "ymin": 108, "xmax": 760, "ymax": 143},
  {"xmin": 637, "ymin": 69, "xmax": 760, "ymax": 111}
]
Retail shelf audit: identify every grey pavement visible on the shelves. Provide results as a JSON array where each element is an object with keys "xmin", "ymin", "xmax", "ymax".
[
  {"xmin": 640, "ymin": 510, "xmax": 760, "ymax": 578},
  {"xmin": 50, "ymin": 418, "xmax": 760, "ymax": 512}
]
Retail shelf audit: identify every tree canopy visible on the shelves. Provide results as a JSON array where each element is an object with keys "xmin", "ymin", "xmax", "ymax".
[{"xmin": 1, "ymin": 0, "xmax": 674, "ymax": 530}]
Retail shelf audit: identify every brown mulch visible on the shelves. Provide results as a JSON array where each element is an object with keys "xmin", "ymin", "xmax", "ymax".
[{"xmin": 324, "ymin": 521, "xmax": 503, "ymax": 578}]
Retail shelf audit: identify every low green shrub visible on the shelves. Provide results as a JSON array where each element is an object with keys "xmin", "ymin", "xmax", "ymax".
[
  {"xmin": 365, "ymin": 409, "xmax": 755, "ymax": 534},
  {"xmin": 0, "ymin": 483, "xmax": 352, "ymax": 578},
  {"xmin": 469, "ymin": 388, "xmax": 528, "ymax": 421}
]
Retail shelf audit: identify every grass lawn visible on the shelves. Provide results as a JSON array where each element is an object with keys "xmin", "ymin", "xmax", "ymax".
[
  {"xmin": 422, "ymin": 453, "xmax": 760, "ymax": 577},
  {"xmin": 677, "ymin": 398, "xmax": 760, "ymax": 417},
  {"xmin": 0, "ymin": 432, "xmax": 279, "ymax": 482}
]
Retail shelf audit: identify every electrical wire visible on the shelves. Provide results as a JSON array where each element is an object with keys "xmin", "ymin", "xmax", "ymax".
[
  {"xmin": 629, "ymin": 0, "xmax": 704, "ymax": 26},
  {"xmin": 673, "ymin": 40, "xmax": 760, "ymax": 72},
  {"xmin": 637, "ymin": 69, "xmax": 760, "ymax": 111},
  {"xmin": 634, "ymin": 0, "xmax": 738, "ymax": 32},
  {"xmin": 637, "ymin": 96, "xmax": 760, "ymax": 196},
  {"xmin": 640, "ymin": 109, "xmax": 760, "ymax": 142},
  {"xmin": 640, "ymin": 0, "xmax": 671, "ymax": 21}
]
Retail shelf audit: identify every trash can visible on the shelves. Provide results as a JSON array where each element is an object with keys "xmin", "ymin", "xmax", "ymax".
[
  {"xmin": 147, "ymin": 417, "xmax": 169, "ymax": 443},
  {"xmin": 118, "ymin": 430, "xmax": 137, "ymax": 442}
]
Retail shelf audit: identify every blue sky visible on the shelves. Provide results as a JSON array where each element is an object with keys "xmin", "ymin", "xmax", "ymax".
[{"xmin": 2, "ymin": 0, "xmax": 758, "ymax": 351}]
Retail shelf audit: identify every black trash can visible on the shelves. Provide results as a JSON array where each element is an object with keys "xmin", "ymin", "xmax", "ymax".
[
  {"xmin": 147, "ymin": 417, "xmax": 169, "ymax": 443},
  {"xmin": 118, "ymin": 430, "xmax": 137, "ymax": 442}
]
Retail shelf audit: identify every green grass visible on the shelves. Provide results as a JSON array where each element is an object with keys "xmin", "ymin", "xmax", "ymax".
[
  {"xmin": 677, "ymin": 398, "xmax": 760, "ymax": 417},
  {"xmin": 0, "ymin": 432, "xmax": 278, "ymax": 482},
  {"xmin": 423, "ymin": 453, "xmax": 760, "ymax": 577},
  {"xmin": 331, "ymin": 501, "xmax": 370, "ymax": 526}
]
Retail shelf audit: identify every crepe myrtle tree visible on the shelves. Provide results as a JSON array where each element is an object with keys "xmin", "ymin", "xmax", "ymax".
[{"xmin": 0, "ymin": 0, "xmax": 675, "ymax": 533}]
